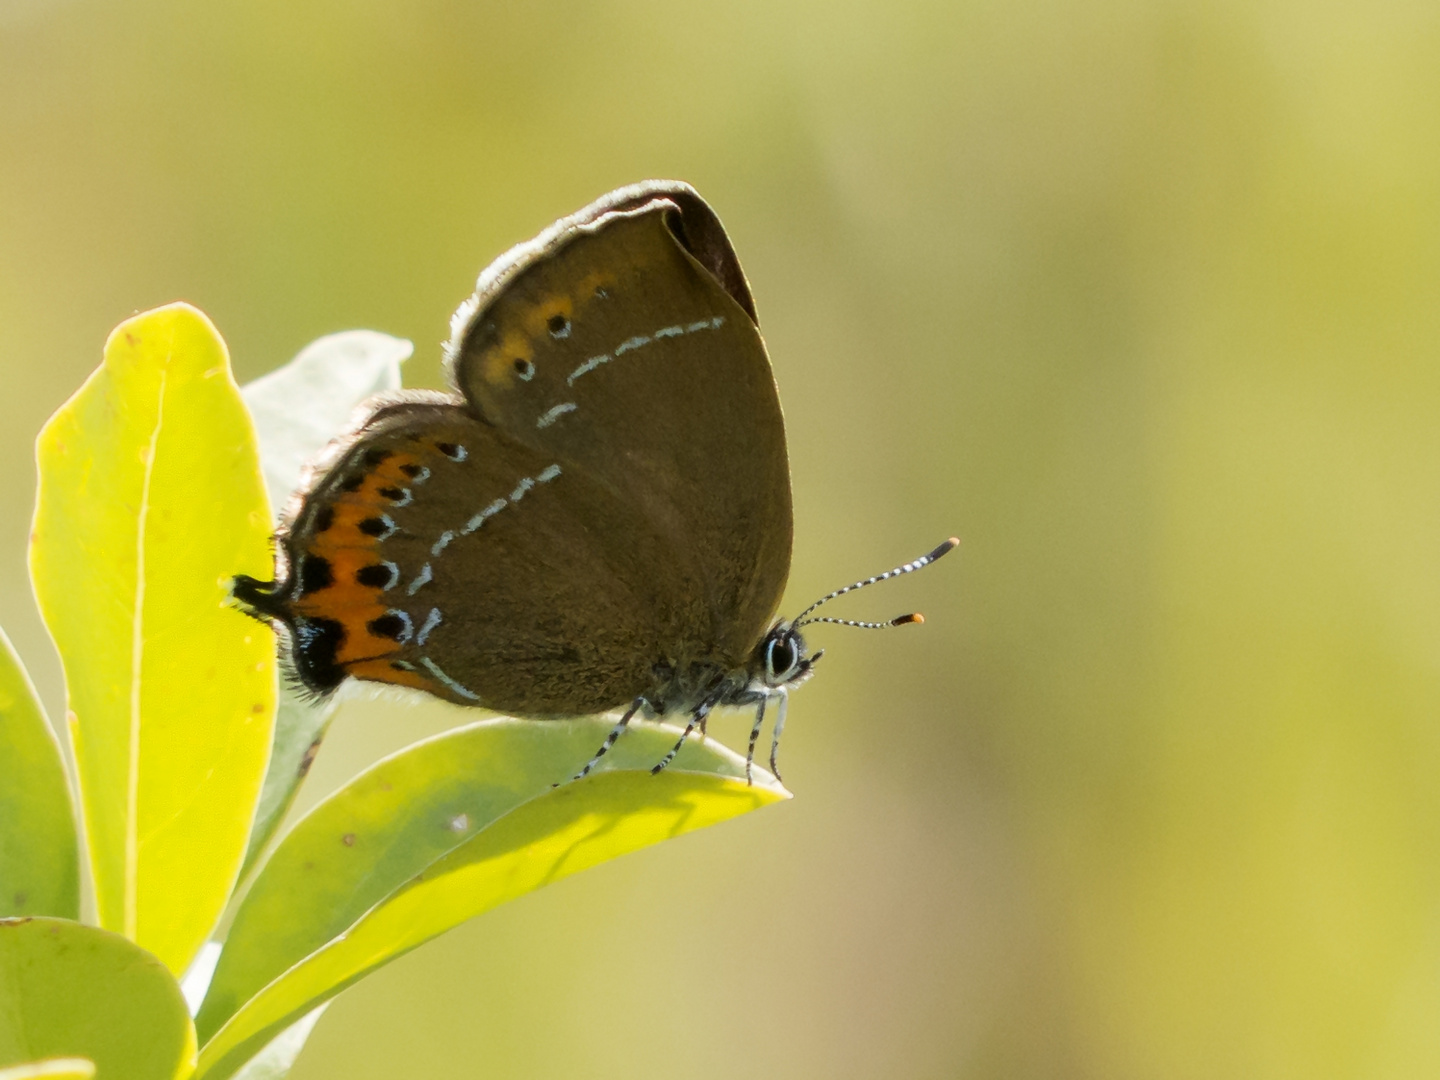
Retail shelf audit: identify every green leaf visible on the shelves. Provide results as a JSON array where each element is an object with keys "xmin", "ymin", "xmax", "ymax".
[
  {"xmin": 0, "ymin": 917, "xmax": 194, "ymax": 1080},
  {"xmin": 238, "ymin": 330, "xmax": 409, "ymax": 876},
  {"xmin": 194, "ymin": 717, "xmax": 786, "ymax": 1080},
  {"xmin": 29, "ymin": 303, "xmax": 277, "ymax": 977},
  {"xmin": 240, "ymin": 329, "xmax": 410, "ymax": 512},
  {"xmin": 0, "ymin": 1059, "xmax": 96, "ymax": 1080},
  {"xmin": 0, "ymin": 628, "xmax": 78, "ymax": 919},
  {"xmin": 229, "ymin": 1006, "xmax": 327, "ymax": 1080},
  {"xmin": 237, "ymin": 691, "xmax": 337, "ymax": 884}
]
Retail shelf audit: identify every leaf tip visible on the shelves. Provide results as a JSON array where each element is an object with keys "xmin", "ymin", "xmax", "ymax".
[{"xmin": 104, "ymin": 302, "xmax": 229, "ymax": 374}]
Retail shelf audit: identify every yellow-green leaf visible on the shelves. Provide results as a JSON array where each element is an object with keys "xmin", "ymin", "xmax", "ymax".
[
  {"xmin": 29, "ymin": 303, "xmax": 277, "ymax": 976},
  {"xmin": 0, "ymin": 917, "xmax": 194, "ymax": 1080},
  {"xmin": 195, "ymin": 717, "xmax": 786, "ymax": 1080},
  {"xmin": 0, "ymin": 628, "xmax": 78, "ymax": 919},
  {"xmin": 0, "ymin": 1059, "xmax": 96, "ymax": 1080}
]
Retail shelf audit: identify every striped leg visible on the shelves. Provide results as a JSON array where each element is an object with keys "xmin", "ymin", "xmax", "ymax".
[
  {"xmin": 651, "ymin": 691, "xmax": 722, "ymax": 776},
  {"xmin": 571, "ymin": 697, "xmax": 644, "ymax": 782},
  {"xmin": 768, "ymin": 687, "xmax": 789, "ymax": 784},
  {"xmin": 746, "ymin": 695, "xmax": 768, "ymax": 787}
]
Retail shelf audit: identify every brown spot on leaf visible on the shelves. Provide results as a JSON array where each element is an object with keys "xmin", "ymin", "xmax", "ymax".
[{"xmin": 298, "ymin": 737, "xmax": 322, "ymax": 777}]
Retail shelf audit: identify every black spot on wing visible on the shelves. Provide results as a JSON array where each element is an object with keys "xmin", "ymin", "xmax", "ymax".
[
  {"xmin": 368, "ymin": 613, "xmax": 407, "ymax": 640},
  {"xmin": 293, "ymin": 617, "xmax": 346, "ymax": 692},
  {"xmin": 299, "ymin": 554, "xmax": 333, "ymax": 594},
  {"xmin": 356, "ymin": 564, "xmax": 397, "ymax": 589}
]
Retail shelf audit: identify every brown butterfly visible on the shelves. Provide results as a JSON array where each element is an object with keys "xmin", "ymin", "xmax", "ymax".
[{"xmin": 235, "ymin": 180, "xmax": 955, "ymax": 782}]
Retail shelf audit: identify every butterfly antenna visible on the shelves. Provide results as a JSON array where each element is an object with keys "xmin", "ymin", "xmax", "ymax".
[
  {"xmin": 799, "ymin": 613, "xmax": 923, "ymax": 630},
  {"xmin": 794, "ymin": 537, "xmax": 958, "ymax": 629}
]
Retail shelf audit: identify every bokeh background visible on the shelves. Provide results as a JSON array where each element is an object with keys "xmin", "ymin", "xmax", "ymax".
[{"xmin": 4, "ymin": 0, "xmax": 1440, "ymax": 1076}]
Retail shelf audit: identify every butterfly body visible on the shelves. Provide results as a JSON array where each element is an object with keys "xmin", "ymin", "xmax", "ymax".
[
  {"xmin": 236, "ymin": 181, "xmax": 801, "ymax": 726},
  {"xmin": 237, "ymin": 181, "xmax": 955, "ymax": 780}
]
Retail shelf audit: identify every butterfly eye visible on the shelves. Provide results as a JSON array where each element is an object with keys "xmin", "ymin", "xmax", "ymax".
[{"xmin": 764, "ymin": 634, "xmax": 801, "ymax": 684}]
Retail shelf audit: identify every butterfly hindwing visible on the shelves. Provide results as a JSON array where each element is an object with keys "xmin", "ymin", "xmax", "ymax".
[{"xmin": 273, "ymin": 404, "xmax": 686, "ymax": 713}]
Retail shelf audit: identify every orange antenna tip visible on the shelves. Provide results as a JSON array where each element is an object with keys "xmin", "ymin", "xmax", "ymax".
[
  {"xmin": 892, "ymin": 612, "xmax": 924, "ymax": 626},
  {"xmin": 794, "ymin": 536, "xmax": 959, "ymax": 627}
]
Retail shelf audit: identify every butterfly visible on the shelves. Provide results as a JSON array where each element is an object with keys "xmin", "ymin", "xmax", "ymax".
[{"xmin": 234, "ymin": 180, "xmax": 955, "ymax": 783}]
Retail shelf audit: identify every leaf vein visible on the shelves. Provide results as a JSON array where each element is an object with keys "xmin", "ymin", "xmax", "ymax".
[{"xmin": 126, "ymin": 357, "xmax": 168, "ymax": 938}]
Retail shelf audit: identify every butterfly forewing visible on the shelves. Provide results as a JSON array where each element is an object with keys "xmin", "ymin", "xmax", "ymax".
[{"xmin": 451, "ymin": 187, "xmax": 792, "ymax": 666}]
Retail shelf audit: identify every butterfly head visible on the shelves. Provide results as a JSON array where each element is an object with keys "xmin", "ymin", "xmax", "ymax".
[
  {"xmin": 753, "ymin": 620, "xmax": 823, "ymax": 691},
  {"xmin": 751, "ymin": 536, "xmax": 959, "ymax": 695}
]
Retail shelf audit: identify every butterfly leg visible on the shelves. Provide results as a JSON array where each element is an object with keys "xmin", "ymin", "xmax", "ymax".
[
  {"xmin": 571, "ymin": 697, "xmax": 645, "ymax": 782},
  {"xmin": 651, "ymin": 688, "xmax": 723, "ymax": 775},
  {"xmin": 745, "ymin": 695, "xmax": 769, "ymax": 787},
  {"xmin": 768, "ymin": 687, "xmax": 789, "ymax": 784}
]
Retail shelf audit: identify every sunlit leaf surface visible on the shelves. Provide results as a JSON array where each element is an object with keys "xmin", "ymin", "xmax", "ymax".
[
  {"xmin": 0, "ymin": 917, "xmax": 194, "ymax": 1080},
  {"xmin": 29, "ymin": 303, "xmax": 276, "ymax": 976},
  {"xmin": 195, "ymin": 717, "xmax": 786, "ymax": 1079},
  {"xmin": 0, "ymin": 1058, "xmax": 96, "ymax": 1080},
  {"xmin": 236, "ymin": 694, "xmax": 337, "ymax": 884},
  {"xmin": 0, "ymin": 628, "xmax": 77, "ymax": 920}
]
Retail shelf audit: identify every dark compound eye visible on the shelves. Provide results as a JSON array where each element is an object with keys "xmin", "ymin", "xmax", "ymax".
[{"xmin": 765, "ymin": 635, "xmax": 800, "ymax": 683}]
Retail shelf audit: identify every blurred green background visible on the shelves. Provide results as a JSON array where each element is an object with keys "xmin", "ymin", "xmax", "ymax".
[{"xmin": 4, "ymin": 0, "xmax": 1440, "ymax": 1076}]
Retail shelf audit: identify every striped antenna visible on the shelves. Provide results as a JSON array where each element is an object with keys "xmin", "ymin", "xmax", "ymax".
[
  {"xmin": 799, "ymin": 613, "xmax": 923, "ymax": 631},
  {"xmin": 794, "ymin": 537, "xmax": 958, "ymax": 628}
]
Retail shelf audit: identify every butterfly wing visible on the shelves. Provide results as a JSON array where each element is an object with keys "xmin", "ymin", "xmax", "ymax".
[
  {"xmin": 448, "ymin": 181, "xmax": 793, "ymax": 667},
  {"xmin": 264, "ymin": 400, "xmax": 691, "ymax": 714},
  {"xmin": 243, "ymin": 182, "xmax": 793, "ymax": 713}
]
